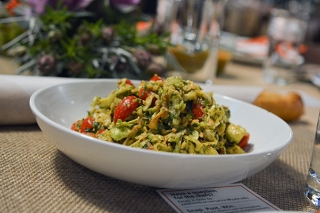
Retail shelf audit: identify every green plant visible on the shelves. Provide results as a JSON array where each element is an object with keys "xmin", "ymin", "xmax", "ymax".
[{"xmin": 3, "ymin": 3, "xmax": 171, "ymax": 79}]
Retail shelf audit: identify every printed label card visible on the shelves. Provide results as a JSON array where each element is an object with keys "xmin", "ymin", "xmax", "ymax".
[{"xmin": 157, "ymin": 183, "xmax": 281, "ymax": 213}]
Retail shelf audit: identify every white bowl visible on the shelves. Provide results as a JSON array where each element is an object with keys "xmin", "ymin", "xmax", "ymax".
[{"xmin": 29, "ymin": 79, "xmax": 293, "ymax": 189}]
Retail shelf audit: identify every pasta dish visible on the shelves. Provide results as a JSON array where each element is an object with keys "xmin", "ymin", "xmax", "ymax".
[{"xmin": 71, "ymin": 75, "xmax": 250, "ymax": 154}]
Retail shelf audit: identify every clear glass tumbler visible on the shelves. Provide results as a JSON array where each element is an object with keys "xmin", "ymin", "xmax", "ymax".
[
  {"xmin": 305, "ymin": 113, "xmax": 320, "ymax": 206},
  {"xmin": 262, "ymin": 9, "xmax": 307, "ymax": 85},
  {"xmin": 158, "ymin": 0, "xmax": 222, "ymax": 85}
]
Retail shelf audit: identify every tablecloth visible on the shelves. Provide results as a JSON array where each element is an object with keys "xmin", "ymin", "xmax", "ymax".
[
  {"xmin": 1, "ymin": 109, "xmax": 319, "ymax": 212},
  {"xmin": 2, "ymin": 58, "xmax": 320, "ymax": 212}
]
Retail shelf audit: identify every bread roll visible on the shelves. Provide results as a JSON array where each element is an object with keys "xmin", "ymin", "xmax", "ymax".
[{"xmin": 253, "ymin": 90, "xmax": 304, "ymax": 122}]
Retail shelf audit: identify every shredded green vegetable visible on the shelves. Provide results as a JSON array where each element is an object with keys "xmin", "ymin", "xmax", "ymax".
[{"xmin": 71, "ymin": 76, "xmax": 248, "ymax": 154}]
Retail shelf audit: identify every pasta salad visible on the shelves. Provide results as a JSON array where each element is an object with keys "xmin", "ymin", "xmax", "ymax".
[{"xmin": 71, "ymin": 75, "xmax": 250, "ymax": 154}]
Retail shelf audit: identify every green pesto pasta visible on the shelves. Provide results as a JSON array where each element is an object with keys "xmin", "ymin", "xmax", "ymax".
[{"xmin": 71, "ymin": 76, "xmax": 249, "ymax": 154}]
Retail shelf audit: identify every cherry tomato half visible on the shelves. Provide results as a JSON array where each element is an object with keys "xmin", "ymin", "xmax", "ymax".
[
  {"xmin": 238, "ymin": 133, "xmax": 250, "ymax": 149},
  {"xmin": 139, "ymin": 87, "xmax": 158, "ymax": 105},
  {"xmin": 149, "ymin": 75, "xmax": 162, "ymax": 82},
  {"xmin": 80, "ymin": 117, "xmax": 94, "ymax": 133},
  {"xmin": 192, "ymin": 102, "xmax": 204, "ymax": 120},
  {"xmin": 125, "ymin": 79, "xmax": 134, "ymax": 85},
  {"xmin": 114, "ymin": 96, "xmax": 139, "ymax": 123},
  {"xmin": 139, "ymin": 88, "xmax": 152, "ymax": 100}
]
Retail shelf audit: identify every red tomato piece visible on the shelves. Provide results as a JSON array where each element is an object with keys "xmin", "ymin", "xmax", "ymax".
[
  {"xmin": 139, "ymin": 88, "xmax": 152, "ymax": 100},
  {"xmin": 139, "ymin": 87, "xmax": 158, "ymax": 105},
  {"xmin": 192, "ymin": 102, "xmax": 204, "ymax": 120},
  {"xmin": 80, "ymin": 117, "xmax": 94, "ymax": 133},
  {"xmin": 238, "ymin": 133, "xmax": 250, "ymax": 149},
  {"xmin": 149, "ymin": 75, "xmax": 162, "ymax": 82},
  {"xmin": 125, "ymin": 79, "xmax": 134, "ymax": 85},
  {"xmin": 114, "ymin": 96, "xmax": 139, "ymax": 123}
]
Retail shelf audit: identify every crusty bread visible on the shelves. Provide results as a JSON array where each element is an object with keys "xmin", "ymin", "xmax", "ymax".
[{"xmin": 253, "ymin": 90, "xmax": 304, "ymax": 122}]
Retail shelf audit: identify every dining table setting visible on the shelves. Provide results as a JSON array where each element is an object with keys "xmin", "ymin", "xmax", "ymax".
[
  {"xmin": 2, "ymin": 0, "xmax": 320, "ymax": 212},
  {"xmin": 1, "ymin": 54, "xmax": 320, "ymax": 212}
]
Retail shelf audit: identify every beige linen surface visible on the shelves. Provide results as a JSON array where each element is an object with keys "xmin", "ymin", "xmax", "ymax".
[
  {"xmin": 1, "ymin": 58, "xmax": 320, "ymax": 212},
  {"xmin": 1, "ymin": 108, "xmax": 319, "ymax": 213}
]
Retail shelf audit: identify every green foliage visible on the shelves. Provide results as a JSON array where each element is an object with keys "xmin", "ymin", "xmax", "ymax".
[
  {"xmin": 40, "ymin": 5, "xmax": 74, "ymax": 33},
  {"xmin": 7, "ymin": 4, "xmax": 172, "ymax": 78}
]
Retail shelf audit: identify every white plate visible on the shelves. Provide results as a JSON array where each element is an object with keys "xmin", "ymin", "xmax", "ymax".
[{"xmin": 29, "ymin": 79, "xmax": 293, "ymax": 189}]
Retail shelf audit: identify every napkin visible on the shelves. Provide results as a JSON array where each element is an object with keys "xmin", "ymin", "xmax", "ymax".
[{"xmin": 0, "ymin": 75, "xmax": 82, "ymax": 125}]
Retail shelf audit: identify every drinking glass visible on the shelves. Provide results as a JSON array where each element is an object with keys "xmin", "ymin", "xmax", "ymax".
[
  {"xmin": 262, "ymin": 9, "xmax": 307, "ymax": 85},
  {"xmin": 158, "ymin": 0, "xmax": 222, "ymax": 85},
  {"xmin": 305, "ymin": 113, "xmax": 320, "ymax": 206}
]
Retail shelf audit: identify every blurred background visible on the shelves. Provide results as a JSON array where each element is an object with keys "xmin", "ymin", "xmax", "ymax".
[
  {"xmin": 0, "ymin": 0, "xmax": 319, "ymax": 78},
  {"xmin": 141, "ymin": 0, "xmax": 320, "ymax": 65}
]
